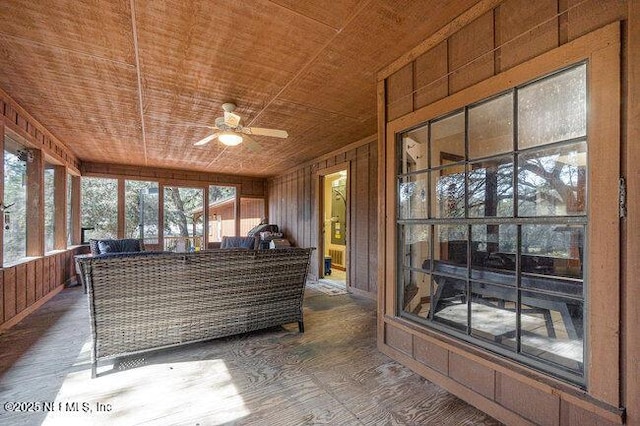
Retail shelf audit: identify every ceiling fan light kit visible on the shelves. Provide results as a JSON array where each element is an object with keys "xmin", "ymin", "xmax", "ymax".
[
  {"xmin": 218, "ymin": 131, "xmax": 243, "ymax": 146},
  {"xmin": 191, "ymin": 102, "xmax": 288, "ymax": 148}
]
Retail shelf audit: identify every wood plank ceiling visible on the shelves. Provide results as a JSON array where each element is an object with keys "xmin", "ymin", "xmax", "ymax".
[{"xmin": 0, "ymin": 0, "xmax": 480, "ymax": 177}]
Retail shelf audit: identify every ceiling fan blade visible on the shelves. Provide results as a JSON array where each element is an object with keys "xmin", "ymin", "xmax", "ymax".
[
  {"xmin": 194, "ymin": 133, "xmax": 218, "ymax": 146},
  {"xmin": 242, "ymin": 127, "xmax": 288, "ymax": 138},
  {"xmin": 224, "ymin": 111, "xmax": 241, "ymax": 127},
  {"xmin": 242, "ymin": 135, "xmax": 261, "ymax": 152}
]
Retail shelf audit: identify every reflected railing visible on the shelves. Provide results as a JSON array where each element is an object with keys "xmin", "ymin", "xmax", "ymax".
[{"xmin": 163, "ymin": 236, "xmax": 203, "ymax": 252}]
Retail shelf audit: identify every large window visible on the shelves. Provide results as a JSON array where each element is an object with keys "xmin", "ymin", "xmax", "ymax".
[
  {"xmin": 81, "ymin": 177, "xmax": 118, "ymax": 240},
  {"xmin": 207, "ymin": 185, "xmax": 236, "ymax": 243},
  {"xmin": 67, "ymin": 173, "xmax": 73, "ymax": 246},
  {"xmin": 3, "ymin": 138, "xmax": 28, "ymax": 264},
  {"xmin": 164, "ymin": 186, "xmax": 204, "ymax": 251},
  {"xmin": 240, "ymin": 197, "xmax": 265, "ymax": 235},
  {"xmin": 125, "ymin": 180, "xmax": 159, "ymax": 244},
  {"xmin": 397, "ymin": 64, "xmax": 587, "ymax": 383},
  {"xmin": 44, "ymin": 165, "xmax": 55, "ymax": 252}
]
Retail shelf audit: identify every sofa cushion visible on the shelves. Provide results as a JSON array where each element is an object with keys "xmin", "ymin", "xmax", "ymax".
[
  {"xmin": 96, "ymin": 238, "xmax": 144, "ymax": 254},
  {"xmin": 220, "ymin": 236, "xmax": 257, "ymax": 249}
]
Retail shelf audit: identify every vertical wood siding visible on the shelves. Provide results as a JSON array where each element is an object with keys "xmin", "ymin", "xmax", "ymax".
[
  {"xmin": 0, "ymin": 249, "xmax": 83, "ymax": 330},
  {"xmin": 268, "ymin": 139, "xmax": 377, "ymax": 295}
]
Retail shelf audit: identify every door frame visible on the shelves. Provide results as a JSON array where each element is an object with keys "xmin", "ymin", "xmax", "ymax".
[{"xmin": 316, "ymin": 163, "xmax": 351, "ymax": 283}]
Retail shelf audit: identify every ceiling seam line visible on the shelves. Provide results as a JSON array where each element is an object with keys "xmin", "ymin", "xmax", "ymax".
[
  {"xmin": 247, "ymin": 0, "xmax": 374, "ymax": 127},
  {"xmin": 0, "ymin": 32, "xmax": 136, "ymax": 68},
  {"xmin": 129, "ymin": 0, "xmax": 148, "ymax": 165},
  {"xmin": 265, "ymin": 0, "xmax": 341, "ymax": 32}
]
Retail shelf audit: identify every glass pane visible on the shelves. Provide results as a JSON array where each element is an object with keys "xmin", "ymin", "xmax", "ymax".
[
  {"xmin": 400, "ymin": 268, "xmax": 431, "ymax": 320},
  {"xmin": 81, "ymin": 177, "xmax": 118, "ymax": 241},
  {"xmin": 208, "ymin": 185, "xmax": 237, "ymax": 242},
  {"xmin": 44, "ymin": 166, "xmax": 55, "ymax": 252},
  {"xmin": 431, "ymin": 167, "xmax": 465, "ymax": 218},
  {"xmin": 67, "ymin": 174, "xmax": 73, "ymax": 246},
  {"xmin": 125, "ymin": 180, "xmax": 159, "ymax": 245},
  {"xmin": 469, "ymin": 92, "xmax": 514, "ymax": 159},
  {"xmin": 240, "ymin": 198, "xmax": 265, "ymax": 235},
  {"xmin": 400, "ymin": 125, "xmax": 428, "ymax": 173},
  {"xmin": 164, "ymin": 187, "xmax": 204, "ymax": 252},
  {"xmin": 431, "ymin": 274, "xmax": 467, "ymax": 332},
  {"xmin": 399, "ymin": 224, "xmax": 430, "ymax": 270},
  {"xmin": 434, "ymin": 225, "xmax": 468, "ymax": 274},
  {"xmin": 3, "ymin": 144, "xmax": 27, "ymax": 264},
  {"xmin": 431, "ymin": 111, "xmax": 465, "ymax": 167},
  {"xmin": 520, "ymin": 291, "xmax": 583, "ymax": 373},
  {"xmin": 522, "ymin": 224, "xmax": 584, "ymax": 283},
  {"xmin": 470, "ymin": 224, "xmax": 517, "ymax": 281},
  {"xmin": 398, "ymin": 173, "xmax": 428, "ymax": 219},
  {"xmin": 470, "ymin": 281, "xmax": 517, "ymax": 350},
  {"xmin": 468, "ymin": 156, "xmax": 514, "ymax": 217},
  {"xmin": 518, "ymin": 141, "xmax": 587, "ymax": 217},
  {"xmin": 518, "ymin": 64, "xmax": 586, "ymax": 149}
]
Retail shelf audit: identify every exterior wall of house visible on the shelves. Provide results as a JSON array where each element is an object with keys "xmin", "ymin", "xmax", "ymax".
[
  {"xmin": 268, "ymin": 136, "xmax": 377, "ymax": 296},
  {"xmin": 378, "ymin": 1, "xmax": 635, "ymax": 425}
]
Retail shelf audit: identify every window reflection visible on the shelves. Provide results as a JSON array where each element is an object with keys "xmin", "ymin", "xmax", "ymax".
[
  {"xmin": 432, "ymin": 166, "xmax": 465, "ymax": 219},
  {"xmin": 400, "ymin": 125, "xmax": 428, "ymax": 173},
  {"xmin": 431, "ymin": 112, "xmax": 465, "ymax": 166},
  {"xmin": 468, "ymin": 156, "xmax": 514, "ymax": 217},
  {"xmin": 518, "ymin": 142, "xmax": 587, "ymax": 217},
  {"xmin": 399, "ymin": 173, "xmax": 428, "ymax": 219},
  {"xmin": 396, "ymin": 63, "xmax": 588, "ymax": 382}
]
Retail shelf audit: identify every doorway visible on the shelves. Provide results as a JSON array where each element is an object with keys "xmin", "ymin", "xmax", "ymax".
[{"xmin": 320, "ymin": 168, "xmax": 348, "ymax": 286}]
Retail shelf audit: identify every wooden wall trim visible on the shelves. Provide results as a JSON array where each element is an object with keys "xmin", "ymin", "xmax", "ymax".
[
  {"xmin": 81, "ymin": 162, "xmax": 266, "ymax": 197},
  {"xmin": 376, "ymin": 79, "xmax": 387, "ymax": 345},
  {"xmin": 70, "ymin": 175, "xmax": 81, "ymax": 245},
  {"xmin": 26, "ymin": 148, "xmax": 44, "ymax": 257},
  {"xmin": 117, "ymin": 178, "xmax": 125, "ymax": 239},
  {"xmin": 0, "ymin": 88, "xmax": 80, "ymax": 173},
  {"xmin": 53, "ymin": 166, "xmax": 67, "ymax": 250},
  {"xmin": 377, "ymin": 0, "xmax": 505, "ymax": 80},
  {"xmin": 624, "ymin": 0, "xmax": 640, "ymax": 424}
]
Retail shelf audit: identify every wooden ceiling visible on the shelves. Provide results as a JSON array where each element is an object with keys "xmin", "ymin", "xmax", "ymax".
[{"xmin": 0, "ymin": 0, "xmax": 482, "ymax": 177}]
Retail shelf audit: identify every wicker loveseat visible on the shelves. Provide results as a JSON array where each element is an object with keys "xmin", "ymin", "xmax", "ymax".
[{"xmin": 78, "ymin": 247, "xmax": 313, "ymax": 378}]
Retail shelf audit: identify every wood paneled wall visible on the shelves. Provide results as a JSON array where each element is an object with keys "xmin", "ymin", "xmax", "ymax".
[
  {"xmin": 381, "ymin": 0, "xmax": 627, "ymax": 121},
  {"xmin": 1, "ymin": 248, "xmax": 83, "ymax": 332},
  {"xmin": 268, "ymin": 136, "xmax": 377, "ymax": 296}
]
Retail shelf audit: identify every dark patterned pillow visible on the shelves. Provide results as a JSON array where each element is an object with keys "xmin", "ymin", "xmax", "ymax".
[
  {"xmin": 96, "ymin": 238, "xmax": 143, "ymax": 254},
  {"xmin": 89, "ymin": 239, "xmax": 101, "ymax": 256}
]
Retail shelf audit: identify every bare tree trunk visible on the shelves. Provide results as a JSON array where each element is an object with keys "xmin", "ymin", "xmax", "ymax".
[{"xmin": 168, "ymin": 187, "xmax": 189, "ymax": 237}]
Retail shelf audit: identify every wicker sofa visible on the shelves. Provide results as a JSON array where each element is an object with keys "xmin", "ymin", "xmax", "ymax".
[{"xmin": 77, "ymin": 247, "xmax": 313, "ymax": 378}]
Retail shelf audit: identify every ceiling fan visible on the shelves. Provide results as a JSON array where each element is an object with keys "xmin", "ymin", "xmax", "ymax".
[{"xmin": 193, "ymin": 103, "xmax": 288, "ymax": 150}]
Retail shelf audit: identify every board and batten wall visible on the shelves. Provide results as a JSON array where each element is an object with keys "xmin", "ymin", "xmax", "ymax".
[
  {"xmin": 268, "ymin": 136, "xmax": 377, "ymax": 297},
  {"xmin": 378, "ymin": 0, "xmax": 633, "ymax": 425}
]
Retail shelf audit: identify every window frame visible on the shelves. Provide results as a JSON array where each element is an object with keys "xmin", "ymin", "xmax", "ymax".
[
  {"xmin": 383, "ymin": 23, "xmax": 620, "ymax": 403},
  {"xmin": 395, "ymin": 63, "xmax": 589, "ymax": 384}
]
